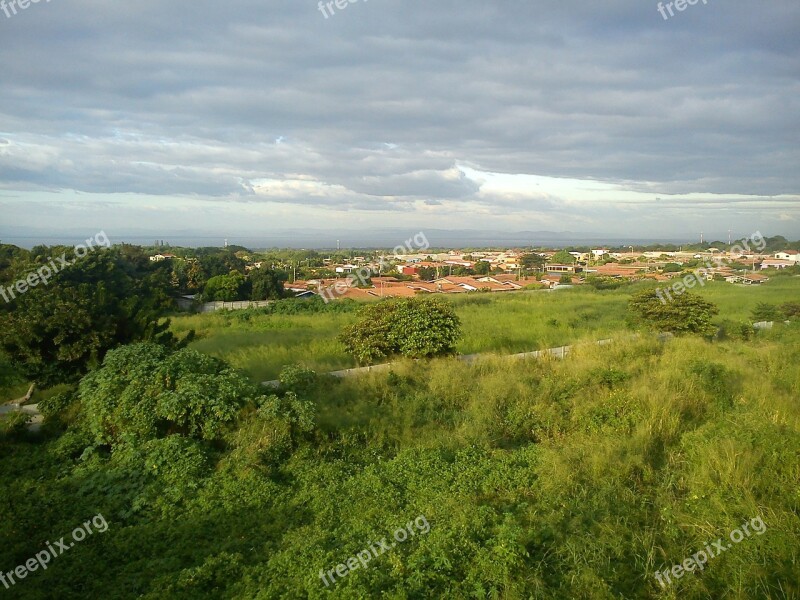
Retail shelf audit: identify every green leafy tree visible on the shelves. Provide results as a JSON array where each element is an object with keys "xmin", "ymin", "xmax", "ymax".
[
  {"xmin": 339, "ymin": 297, "xmax": 461, "ymax": 364},
  {"xmin": 250, "ymin": 267, "xmax": 287, "ymax": 301},
  {"xmin": 474, "ymin": 261, "xmax": 491, "ymax": 275},
  {"xmin": 550, "ymin": 250, "xmax": 575, "ymax": 264},
  {"xmin": 521, "ymin": 253, "xmax": 546, "ymax": 272},
  {"xmin": 80, "ymin": 342, "xmax": 257, "ymax": 446},
  {"xmin": 202, "ymin": 271, "xmax": 249, "ymax": 301},
  {"xmin": 197, "ymin": 252, "xmax": 246, "ymax": 279},
  {"xmin": 0, "ymin": 249, "xmax": 180, "ymax": 386},
  {"xmin": 629, "ymin": 288, "xmax": 719, "ymax": 336},
  {"xmin": 751, "ymin": 303, "xmax": 780, "ymax": 322},
  {"xmin": 417, "ymin": 266, "xmax": 437, "ymax": 281}
]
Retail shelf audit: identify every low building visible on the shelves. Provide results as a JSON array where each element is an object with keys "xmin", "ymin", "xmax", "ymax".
[
  {"xmin": 760, "ymin": 259, "xmax": 794, "ymax": 270},
  {"xmin": 775, "ymin": 250, "xmax": 800, "ymax": 263},
  {"xmin": 546, "ymin": 264, "xmax": 583, "ymax": 274}
]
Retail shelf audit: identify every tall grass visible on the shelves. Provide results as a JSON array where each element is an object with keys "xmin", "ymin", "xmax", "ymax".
[
  {"xmin": 294, "ymin": 325, "xmax": 800, "ymax": 597},
  {"xmin": 170, "ymin": 277, "xmax": 800, "ymax": 381}
]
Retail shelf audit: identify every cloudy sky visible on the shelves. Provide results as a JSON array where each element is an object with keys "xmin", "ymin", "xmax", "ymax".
[{"xmin": 1, "ymin": 0, "xmax": 798, "ymax": 247}]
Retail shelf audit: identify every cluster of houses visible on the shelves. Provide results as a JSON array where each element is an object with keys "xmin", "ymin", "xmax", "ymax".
[
  {"xmin": 146, "ymin": 246, "xmax": 798, "ymax": 302},
  {"xmin": 284, "ymin": 248, "xmax": 799, "ymax": 300}
]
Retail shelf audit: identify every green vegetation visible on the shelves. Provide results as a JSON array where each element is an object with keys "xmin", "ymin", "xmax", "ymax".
[
  {"xmin": 0, "ymin": 247, "xmax": 182, "ymax": 387},
  {"xmin": 2, "ymin": 323, "xmax": 799, "ymax": 598},
  {"xmin": 1, "ymin": 239, "xmax": 798, "ymax": 598},
  {"xmin": 169, "ymin": 278, "xmax": 800, "ymax": 381},
  {"xmin": 340, "ymin": 297, "xmax": 461, "ymax": 364},
  {"xmin": 629, "ymin": 289, "xmax": 719, "ymax": 337}
]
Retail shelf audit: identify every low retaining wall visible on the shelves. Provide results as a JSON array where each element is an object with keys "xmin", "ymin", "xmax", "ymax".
[{"xmin": 261, "ymin": 338, "xmax": 619, "ymax": 387}]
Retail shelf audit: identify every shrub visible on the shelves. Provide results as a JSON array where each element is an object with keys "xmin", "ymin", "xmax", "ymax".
[
  {"xmin": 629, "ymin": 288, "xmax": 719, "ymax": 336},
  {"xmin": 80, "ymin": 343, "xmax": 256, "ymax": 446},
  {"xmin": 0, "ymin": 411, "xmax": 29, "ymax": 440},
  {"xmin": 585, "ymin": 275, "xmax": 624, "ymax": 290},
  {"xmin": 37, "ymin": 388, "xmax": 79, "ymax": 418},
  {"xmin": 715, "ymin": 319, "xmax": 753, "ymax": 341},
  {"xmin": 278, "ymin": 365, "xmax": 318, "ymax": 396},
  {"xmin": 339, "ymin": 297, "xmax": 461, "ymax": 364},
  {"xmin": 751, "ymin": 302, "xmax": 780, "ymax": 322},
  {"xmin": 779, "ymin": 301, "xmax": 800, "ymax": 319}
]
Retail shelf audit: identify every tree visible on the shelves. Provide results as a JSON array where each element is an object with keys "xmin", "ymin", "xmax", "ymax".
[
  {"xmin": 559, "ymin": 274, "xmax": 572, "ymax": 284},
  {"xmin": 629, "ymin": 288, "xmax": 719, "ymax": 336},
  {"xmin": 0, "ymin": 248, "xmax": 181, "ymax": 386},
  {"xmin": 202, "ymin": 271, "xmax": 248, "ymax": 301},
  {"xmin": 250, "ymin": 267, "xmax": 287, "ymax": 301},
  {"xmin": 339, "ymin": 297, "xmax": 461, "ymax": 364},
  {"xmin": 551, "ymin": 250, "xmax": 575, "ymax": 264},
  {"xmin": 417, "ymin": 266, "xmax": 437, "ymax": 281},
  {"xmin": 750, "ymin": 303, "xmax": 780, "ymax": 322},
  {"xmin": 474, "ymin": 261, "xmax": 491, "ymax": 275},
  {"xmin": 197, "ymin": 252, "xmax": 246, "ymax": 281},
  {"xmin": 80, "ymin": 343, "xmax": 257, "ymax": 446},
  {"xmin": 520, "ymin": 253, "xmax": 545, "ymax": 272}
]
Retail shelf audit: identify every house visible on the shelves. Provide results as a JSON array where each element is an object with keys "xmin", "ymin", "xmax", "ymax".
[
  {"xmin": 591, "ymin": 264, "xmax": 649, "ymax": 278},
  {"xmin": 149, "ymin": 253, "xmax": 176, "ymax": 262},
  {"xmin": 434, "ymin": 277, "xmax": 478, "ymax": 292},
  {"xmin": 541, "ymin": 273, "xmax": 581, "ymax": 288},
  {"xmin": 443, "ymin": 260, "xmax": 475, "ymax": 268},
  {"xmin": 760, "ymin": 259, "xmax": 794, "ymax": 270},
  {"xmin": 396, "ymin": 265, "xmax": 419, "ymax": 276},
  {"xmin": 774, "ymin": 250, "xmax": 800, "ymax": 263},
  {"xmin": 435, "ymin": 277, "xmax": 515, "ymax": 293},
  {"xmin": 475, "ymin": 275, "xmax": 523, "ymax": 290},
  {"xmin": 292, "ymin": 290, "xmax": 317, "ymax": 299},
  {"xmin": 546, "ymin": 264, "xmax": 583, "ymax": 274},
  {"xmin": 725, "ymin": 273, "xmax": 769, "ymax": 285}
]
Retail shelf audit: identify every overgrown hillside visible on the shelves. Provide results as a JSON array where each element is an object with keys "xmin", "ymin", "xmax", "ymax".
[{"xmin": 2, "ymin": 325, "xmax": 798, "ymax": 598}]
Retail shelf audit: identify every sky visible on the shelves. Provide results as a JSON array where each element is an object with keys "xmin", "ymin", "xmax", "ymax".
[{"xmin": 1, "ymin": 0, "xmax": 799, "ymax": 247}]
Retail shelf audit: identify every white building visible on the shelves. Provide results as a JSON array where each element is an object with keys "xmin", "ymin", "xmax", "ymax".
[{"xmin": 774, "ymin": 250, "xmax": 800, "ymax": 263}]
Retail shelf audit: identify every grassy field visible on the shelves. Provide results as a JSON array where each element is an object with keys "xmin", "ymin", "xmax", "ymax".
[{"xmin": 170, "ymin": 276, "xmax": 800, "ymax": 381}]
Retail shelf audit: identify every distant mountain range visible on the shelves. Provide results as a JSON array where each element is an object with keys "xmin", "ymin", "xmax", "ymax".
[{"xmin": 0, "ymin": 227, "xmax": 724, "ymax": 250}]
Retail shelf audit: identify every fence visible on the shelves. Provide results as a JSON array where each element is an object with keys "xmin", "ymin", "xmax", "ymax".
[{"xmin": 196, "ymin": 300, "xmax": 273, "ymax": 313}]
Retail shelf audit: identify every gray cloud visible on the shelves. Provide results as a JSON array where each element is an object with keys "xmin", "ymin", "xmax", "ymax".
[{"xmin": 0, "ymin": 0, "xmax": 798, "ymax": 237}]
